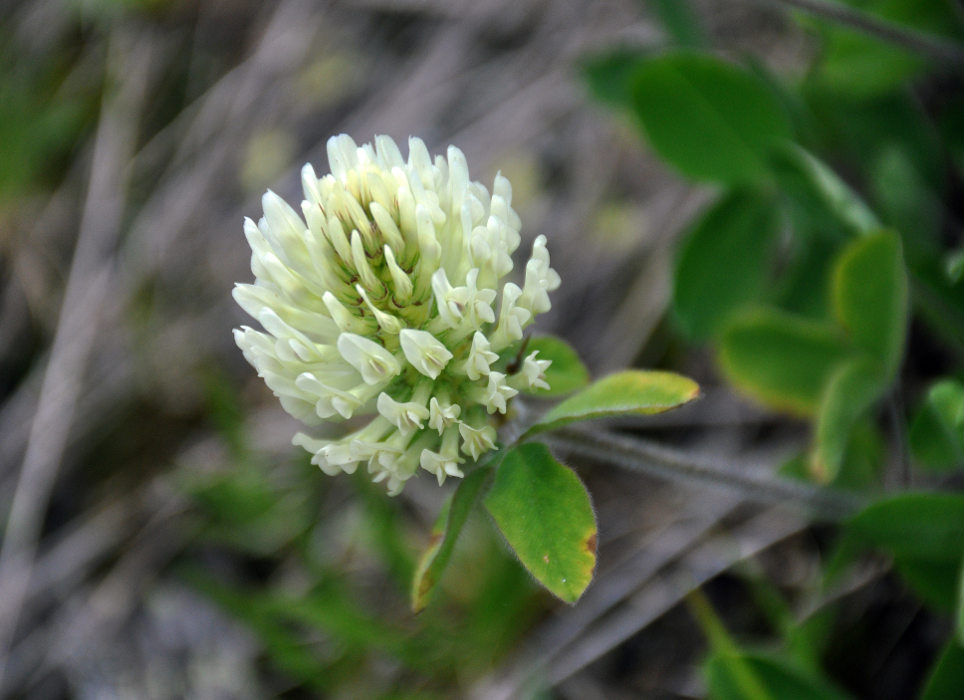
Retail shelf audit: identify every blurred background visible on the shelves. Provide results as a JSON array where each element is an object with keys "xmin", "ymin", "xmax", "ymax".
[{"xmin": 1, "ymin": 0, "xmax": 963, "ymax": 698}]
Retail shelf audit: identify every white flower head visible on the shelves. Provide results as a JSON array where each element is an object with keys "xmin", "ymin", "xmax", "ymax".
[{"xmin": 234, "ymin": 134, "xmax": 560, "ymax": 493}]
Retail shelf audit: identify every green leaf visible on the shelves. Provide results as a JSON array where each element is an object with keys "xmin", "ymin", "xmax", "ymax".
[
  {"xmin": 647, "ymin": 0, "xmax": 706, "ymax": 47},
  {"xmin": 832, "ymin": 230, "xmax": 908, "ymax": 376},
  {"xmin": 847, "ymin": 492, "xmax": 964, "ymax": 562},
  {"xmin": 719, "ymin": 308, "xmax": 851, "ymax": 416},
  {"xmin": 411, "ymin": 463, "xmax": 493, "ymax": 613},
  {"xmin": 630, "ymin": 51, "xmax": 792, "ymax": 183},
  {"xmin": 581, "ymin": 47, "xmax": 648, "ymax": 109},
  {"xmin": 812, "ymin": 357, "xmax": 887, "ymax": 484},
  {"xmin": 523, "ymin": 336, "xmax": 590, "ymax": 397},
  {"xmin": 959, "ymin": 556, "xmax": 964, "ymax": 644},
  {"xmin": 920, "ymin": 636, "xmax": 964, "ymax": 700},
  {"xmin": 705, "ymin": 652, "xmax": 854, "ymax": 700},
  {"xmin": 770, "ymin": 144, "xmax": 880, "ymax": 236},
  {"xmin": 893, "ymin": 555, "xmax": 960, "ymax": 612},
  {"xmin": 523, "ymin": 370, "xmax": 699, "ymax": 438},
  {"xmin": 814, "ymin": 28, "xmax": 927, "ymax": 99},
  {"xmin": 484, "ymin": 443, "xmax": 597, "ymax": 603},
  {"xmin": 909, "ymin": 379, "xmax": 964, "ymax": 472},
  {"xmin": 673, "ymin": 190, "xmax": 780, "ymax": 340}
]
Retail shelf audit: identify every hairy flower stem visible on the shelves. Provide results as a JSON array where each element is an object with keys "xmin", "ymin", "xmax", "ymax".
[{"xmin": 547, "ymin": 427, "xmax": 867, "ymax": 521}]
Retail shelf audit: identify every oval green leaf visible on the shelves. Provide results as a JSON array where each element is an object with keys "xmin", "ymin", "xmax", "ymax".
[
  {"xmin": 811, "ymin": 356, "xmax": 887, "ymax": 484},
  {"xmin": 483, "ymin": 442, "xmax": 597, "ymax": 603},
  {"xmin": 630, "ymin": 51, "xmax": 792, "ymax": 183},
  {"xmin": 523, "ymin": 335, "xmax": 590, "ymax": 397},
  {"xmin": 673, "ymin": 189, "xmax": 780, "ymax": 340},
  {"xmin": 832, "ymin": 230, "xmax": 908, "ymax": 377},
  {"xmin": 719, "ymin": 308, "xmax": 852, "ymax": 416},
  {"xmin": 411, "ymin": 462, "xmax": 493, "ymax": 613},
  {"xmin": 523, "ymin": 370, "xmax": 699, "ymax": 438},
  {"xmin": 847, "ymin": 492, "xmax": 964, "ymax": 562}
]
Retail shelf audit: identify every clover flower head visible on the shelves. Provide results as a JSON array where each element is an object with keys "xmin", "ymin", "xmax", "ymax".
[{"xmin": 234, "ymin": 134, "xmax": 560, "ymax": 494}]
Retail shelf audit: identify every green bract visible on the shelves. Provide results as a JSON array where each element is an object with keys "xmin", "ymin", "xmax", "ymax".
[{"xmin": 234, "ymin": 135, "xmax": 560, "ymax": 494}]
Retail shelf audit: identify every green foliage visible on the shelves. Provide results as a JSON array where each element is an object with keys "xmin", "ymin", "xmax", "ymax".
[
  {"xmin": 812, "ymin": 358, "xmax": 886, "ymax": 483},
  {"xmin": 523, "ymin": 369, "xmax": 700, "ymax": 437},
  {"xmin": 673, "ymin": 190, "xmax": 780, "ymax": 340},
  {"xmin": 523, "ymin": 335, "xmax": 590, "ymax": 397},
  {"xmin": 484, "ymin": 443, "xmax": 597, "ymax": 603},
  {"xmin": 646, "ymin": 0, "xmax": 706, "ymax": 48},
  {"xmin": 630, "ymin": 52, "xmax": 793, "ymax": 183},
  {"xmin": 690, "ymin": 590, "xmax": 852, "ymax": 700},
  {"xmin": 705, "ymin": 653, "xmax": 854, "ymax": 700},
  {"xmin": 847, "ymin": 492, "xmax": 964, "ymax": 562},
  {"xmin": 411, "ymin": 461, "xmax": 494, "ymax": 612},
  {"xmin": 909, "ymin": 379, "xmax": 964, "ymax": 471},
  {"xmin": 769, "ymin": 144, "xmax": 880, "ymax": 237},
  {"xmin": 720, "ymin": 309, "xmax": 850, "ymax": 416},
  {"xmin": 831, "ymin": 231, "xmax": 908, "ymax": 376},
  {"xmin": 920, "ymin": 638, "xmax": 964, "ymax": 700}
]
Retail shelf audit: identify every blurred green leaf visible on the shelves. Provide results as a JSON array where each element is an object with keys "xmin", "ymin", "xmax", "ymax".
[
  {"xmin": 689, "ymin": 590, "xmax": 773, "ymax": 700},
  {"xmin": 847, "ymin": 492, "xmax": 964, "ymax": 562},
  {"xmin": 719, "ymin": 308, "xmax": 851, "ymax": 416},
  {"xmin": 959, "ymin": 556, "xmax": 964, "ymax": 644},
  {"xmin": 706, "ymin": 652, "xmax": 853, "ymax": 700},
  {"xmin": 646, "ymin": 0, "xmax": 706, "ymax": 47},
  {"xmin": 893, "ymin": 555, "xmax": 961, "ymax": 612},
  {"xmin": 673, "ymin": 190, "xmax": 780, "ymax": 340},
  {"xmin": 523, "ymin": 336, "xmax": 590, "ymax": 397},
  {"xmin": 812, "ymin": 357, "xmax": 887, "ymax": 484},
  {"xmin": 412, "ymin": 462, "xmax": 493, "ymax": 613},
  {"xmin": 484, "ymin": 443, "xmax": 596, "ymax": 603},
  {"xmin": 770, "ymin": 144, "xmax": 880, "ymax": 236},
  {"xmin": 814, "ymin": 29, "xmax": 926, "ymax": 98},
  {"xmin": 909, "ymin": 379, "xmax": 964, "ymax": 472},
  {"xmin": 870, "ymin": 146, "xmax": 942, "ymax": 249},
  {"xmin": 630, "ymin": 51, "xmax": 792, "ymax": 183},
  {"xmin": 581, "ymin": 47, "xmax": 649, "ymax": 108},
  {"xmin": 523, "ymin": 370, "xmax": 700, "ymax": 438},
  {"xmin": 920, "ymin": 636, "xmax": 964, "ymax": 700},
  {"xmin": 832, "ymin": 230, "xmax": 908, "ymax": 376}
]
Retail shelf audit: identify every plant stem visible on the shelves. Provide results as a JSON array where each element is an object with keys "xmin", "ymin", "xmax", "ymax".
[
  {"xmin": 757, "ymin": 0, "xmax": 964, "ymax": 67},
  {"xmin": 548, "ymin": 427, "xmax": 866, "ymax": 521}
]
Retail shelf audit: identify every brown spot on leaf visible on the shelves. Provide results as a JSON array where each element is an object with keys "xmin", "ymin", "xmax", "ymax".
[{"xmin": 585, "ymin": 532, "xmax": 597, "ymax": 555}]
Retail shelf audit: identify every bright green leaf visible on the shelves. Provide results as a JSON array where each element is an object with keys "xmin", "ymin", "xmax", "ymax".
[
  {"xmin": 630, "ymin": 51, "xmax": 792, "ymax": 183},
  {"xmin": 719, "ymin": 308, "xmax": 851, "ymax": 416},
  {"xmin": 673, "ymin": 190, "xmax": 780, "ymax": 340},
  {"xmin": 847, "ymin": 492, "xmax": 964, "ymax": 562},
  {"xmin": 770, "ymin": 144, "xmax": 880, "ymax": 236},
  {"xmin": 523, "ymin": 370, "xmax": 699, "ymax": 438},
  {"xmin": 920, "ymin": 636, "xmax": 964, "ymax": 700},
  {"xmin": 909, "ymin": 379, "xmax": 964, "ymax": 472},
  {"xmin": 833, "ymin": 230, "xmax": 908, "ymax": 376},
  {"xmin": 411, "ymin": 463, "xmax": 493, "ymax": 613},
  {"xmin": 523, "ymin": 336, "xmax": 590, "ymax": 397},
  {"xmin": 484, "ymin": 443, "xmax": 597, "ymax": 603},
  {"xmin": 706, "ymin": 652, "xmax": 854, "ymax": 700},
  {"xmin": 812, "ymin": 357, "xmax": 887, "ymax": 484}
]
